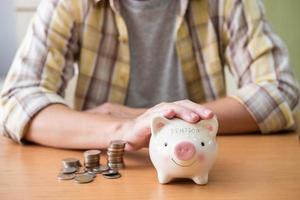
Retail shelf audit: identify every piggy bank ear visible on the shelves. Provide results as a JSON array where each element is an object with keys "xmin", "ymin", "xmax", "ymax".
[
  {"xmin": 198, "ymin": 115, "xmax": 218, "ymax": 138},
  {"xmin": 151, "ymin": 116, "xmax": 170, "ymax": 136}
]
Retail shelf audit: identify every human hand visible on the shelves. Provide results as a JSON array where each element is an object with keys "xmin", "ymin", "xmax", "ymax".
[
  {"xmin": 120, "ymin": 100, "xmax": 214, "ymax": 151},
  {"xmin": 85, "ymin": 102, "xmax": 146, "ymax": 119}
]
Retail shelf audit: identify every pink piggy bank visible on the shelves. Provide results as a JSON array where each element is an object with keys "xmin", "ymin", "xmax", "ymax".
[{"xmin": 149, "ymin": 116, "xmax": 218, "ymax": 185}]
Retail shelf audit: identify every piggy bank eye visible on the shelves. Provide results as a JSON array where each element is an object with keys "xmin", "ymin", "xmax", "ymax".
[
  {"xmin": 201, "ymin": 142, "xmax": 205, "ymax": 147},
  {"xmin": 164, "ymin": 142, "xmax": 168, "ymax": 147}
]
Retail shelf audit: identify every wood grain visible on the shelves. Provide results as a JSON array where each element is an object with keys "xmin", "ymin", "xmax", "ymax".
[{"xmin": 0, "ymin": 132, "xmax": 300, "ymax": 200}]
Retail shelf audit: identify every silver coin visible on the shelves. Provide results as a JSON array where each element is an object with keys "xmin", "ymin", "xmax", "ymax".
[
  {"xmin": 85, "ymin": 168, "xmax": 93, "ymax": 173},
  {"xmin": 86, "ymin": 171, "xmax": 96, "ymax": 178},
  {"xmin": 93, "ymin": 165, "xmax": 110, "ymax": 173},
  {"xmin": 62, "ymin": 158, "xmax": 81, "ymax": 165},
  {"xmin": 102, "ymin": 169, "xmax": 119, "ymax": 176},
  {"xmin": 76, "ymin": 167, "xmax": 87, "ymax": 174},
  {"xmin": 75, "ymin": 174, "xmax": 94, "ymax": 184},
  {"xmin": 57, "ymin": 173, "xmax": 76, "ymax": 180},
  {"xmin": 108, "ymin": 163, "xmax": 125, "ymax": 169},
  {"xmin": 103, "ymin": 173, "xmax": 122, "ymax": 179},
  {"xmin": 61, "ymin": 166, "xmax": 77, "ymax": 174}
]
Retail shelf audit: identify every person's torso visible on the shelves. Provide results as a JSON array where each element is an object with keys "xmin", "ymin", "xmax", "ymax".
[{"xmin": 72, "ymin": 0, "xmax": 226, "ymax": 110}]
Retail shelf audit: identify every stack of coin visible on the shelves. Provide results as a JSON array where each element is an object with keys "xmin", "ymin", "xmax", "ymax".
[
  {"xmin": 58, "ymin": 158, "xmax": 80, "ymax": 181},
  {"xmin": 93, "ymin": 165, "xmax": 110, "ymax": 174},
  {"xmin": 84, "ymin": 150, "xmax": 101, "ymax": 169},
  {"xmin": 57, "ymin": 146, "xmax": 124, "ymax": 183},
  {"xmin": 107, "ymin": 140, "xmax": 126, "ymax": 169},
  {"xmin": 62, "ymin": 157, "xmax": 82, "ymax": 169}
]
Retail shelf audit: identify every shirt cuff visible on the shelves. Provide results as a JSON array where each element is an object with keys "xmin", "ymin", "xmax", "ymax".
[
  {"xmin": 229, "ymin": 83, "xmax": 295, "ymax": 134},
  {"xmin": 1, "ymin": 92, "xmax": 68, "ymax": 143}
]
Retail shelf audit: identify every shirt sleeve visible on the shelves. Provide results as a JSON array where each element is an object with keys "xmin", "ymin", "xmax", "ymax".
[
  {"xmin": 0, "ymin": 0, "xmax": 78, "ymax": 143},
  {"xmin": 222, "ymin": 0, "xmax": 300, "ymax": 133}
]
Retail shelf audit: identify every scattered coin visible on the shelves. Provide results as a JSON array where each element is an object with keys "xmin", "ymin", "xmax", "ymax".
[
  {"xmin": 57, "ymin": 173, "xmax": 76, "ymax": 180},
  {"xmin": 102, "ymin": 169, "xmax": 119, "ymax": 176},
  {"xmin": 86, "ymin": 171, "xmax": 96, "ymax": 178},
  {"xmin": 103, "ymin": 173, "xmax": 122, "ymax": 179},
  {"xmin": 75, "ymin": 174, "xmax": 94, "ymax": 184},
  {"xmin": 62, "ymin": 158, "xmax": 82, "ymax": 168},
  {"xmin": 58, "ymin": 145, "xmax": 125, "ymax": 183},
  {"xmin": 76, "ymin": 167, "xmax": 87, "ymax": 174},
  {"xmin": 93, "ymin": 165, "xmax": 110, "ymax": 173},
  {"xmin": 61, "ymin": 166, "xmax": 77, "ymax": 174}
]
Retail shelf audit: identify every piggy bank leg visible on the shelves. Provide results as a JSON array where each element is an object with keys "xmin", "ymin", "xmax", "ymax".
[
  {"xmin": 157, "ymin": 171, "xmax": 172, "ymax": 184},
  {"xmin": 192, "ymin": 173, "xmax": 208, "ymax": 185}
]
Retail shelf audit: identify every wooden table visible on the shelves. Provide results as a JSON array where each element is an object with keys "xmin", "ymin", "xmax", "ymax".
[{"xmin": 0, "ymin": 132, "xmax": 300, "ymax": 200}]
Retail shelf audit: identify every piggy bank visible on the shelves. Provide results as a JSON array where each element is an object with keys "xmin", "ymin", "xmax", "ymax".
[{"xmin": 149, "ymin": 116, "xmax": 218, "ymax": 185}]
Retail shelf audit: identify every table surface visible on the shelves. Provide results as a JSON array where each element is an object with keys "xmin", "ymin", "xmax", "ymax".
[{"xmin": 0, "ymin": 132, "xmax": 300, "ymax": 200}]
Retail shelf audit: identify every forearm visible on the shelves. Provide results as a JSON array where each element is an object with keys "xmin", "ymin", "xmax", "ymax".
[
  {"xmin": 25, "ymin": 104, "xmax": 126, "ymax": 149},
  {"xmin": 203, "ymin": 97, "xmax": 259, "ymax": 134}
]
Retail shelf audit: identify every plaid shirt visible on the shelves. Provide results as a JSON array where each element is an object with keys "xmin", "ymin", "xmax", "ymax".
[{"xmin": 1, "ymin": 0, "xmax": 299, "ymax": 142}]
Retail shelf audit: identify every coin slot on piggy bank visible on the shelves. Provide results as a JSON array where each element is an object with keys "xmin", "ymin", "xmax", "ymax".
[{"xmin": 149, "ymin": 116, "xmax": 218, "ymax": 185}]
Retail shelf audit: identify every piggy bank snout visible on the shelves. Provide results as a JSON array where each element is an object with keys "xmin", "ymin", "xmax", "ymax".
[{"xmin": 174, "ymin": 141, "xmax": 196, "ymax": 161}]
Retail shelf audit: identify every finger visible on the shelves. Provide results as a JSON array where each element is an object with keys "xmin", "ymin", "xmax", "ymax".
[
  {"xmin": 175, "ymin": 100, "xmax": 214, "ymax": 119},
  {"xmin": 155, "ymin": 103, "xmax": 200, "ymax": 122},
  {"xmin": 162, "ymin": 109, "xmax": 176, "ymax": 119}
]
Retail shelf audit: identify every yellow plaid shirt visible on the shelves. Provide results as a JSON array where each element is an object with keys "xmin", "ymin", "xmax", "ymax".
[{"xmin": 1, "ymin": 0, "xmax": 299, "ymax": 142}]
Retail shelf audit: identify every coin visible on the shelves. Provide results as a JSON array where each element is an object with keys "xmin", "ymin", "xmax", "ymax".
[
  {"xmin": 102, "ymin": 169, "xmax": 119, "ymax": 176},
  {"xmin": 76, "ymin": 167, "xmax": 87, "ymax": 174},
  {"xmin": 57, "ymin": 173, "xmax": 76, "ymax": 180},
  {"xmin": 84, "ymin": 150, "xmax": 101, "ymax": 169},
  {"xmin": 75, "ymin": 174, "xmax": 94, "ymax": 184},
  {"xmin": 110, "ymin": 140, "xmax": 127, "ymax": 148},
  {"xmin": 108, "ymin": 157, "xmax": 123, "ymax": 162},
  {"xmin": 108, "ymin": 163, "xmax": 125, "ymax": 169},
  {"xmin": 107, "ymin": 140, "xmax": 126, "ymax": 170},
  {"xmin": 107, "ymin": 147, "xmax": 124, "ymax": 152},
  {"xmin": 61, "ymin": 166, "xmax": 77, "ymax": 174},
  {"xmin": 86, "ymin": 171, "xmax": 96, "ymax": 178},
  {"xmin": 62, "ymin": 158, "xmax": 82, "ymax": 168},
  {"xmin": 107, "ymin": 151, "xmax": 124, "ymax": 156},
  {"xmin": 84, "ymin": 150, "xmax": 101, "ymax": 157},
  {"xmin": 57, "ymin": 148, "xmax": 126, "ymax": 182},
  {"xmin": 93, "ymin": 165, "xmax": 110, "ymax": 173},
  {"xmin": 103, "ymin": 173, "xmax": 122, "ymax": 179}
]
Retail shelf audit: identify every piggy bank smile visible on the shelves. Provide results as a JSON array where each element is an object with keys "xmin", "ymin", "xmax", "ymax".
[
  {"xmin": 149, "ymin": 116, "xmax": 218, "ymax": 185},
  {"xmin": 171, "ymin": 157, "xmax": 197, "ymax": 167},
  {"xmin": 171, "ymin": 141, "xmax": 198, "ymax": 167}
]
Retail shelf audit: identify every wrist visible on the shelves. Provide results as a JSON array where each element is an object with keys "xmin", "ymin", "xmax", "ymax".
[
  {"xmin": 130, "ymin": 108, "xmax": 147, "ymax": 117},
  {"xmin": 86, "ymin": 114, "xmax": 130, "ymax": 148}
]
